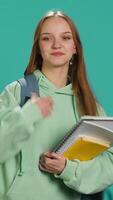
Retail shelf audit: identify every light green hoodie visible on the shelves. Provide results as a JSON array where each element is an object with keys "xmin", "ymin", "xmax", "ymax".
[{"xmin": 0, "ymin": 70, "xmax": 113, "ymax": 200}]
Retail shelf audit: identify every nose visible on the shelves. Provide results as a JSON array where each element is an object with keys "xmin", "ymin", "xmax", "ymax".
[{"xmin": 52, "ymin": 38, "xmax": 62, "ymax": 49}]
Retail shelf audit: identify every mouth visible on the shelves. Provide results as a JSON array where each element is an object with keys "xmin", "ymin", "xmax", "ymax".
[{"xmin": 50, "ymin": 52, "xmax": 65, "ymax": 56}]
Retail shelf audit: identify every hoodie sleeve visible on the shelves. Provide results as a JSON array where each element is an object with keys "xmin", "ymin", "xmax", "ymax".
[
  {"xmin": 55, "ymin": 149, "xmax": 113, "ymax": 194},
  {"xmin": 55, "ymin": 104, "xmax": 113, "ymax": 194},
  {"xmin": 0, "ymin": 81, "xmax": 44, "ymax": 163}
]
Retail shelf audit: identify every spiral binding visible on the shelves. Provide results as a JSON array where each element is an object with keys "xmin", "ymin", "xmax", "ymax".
[{"xmin": 54, "ymin": 120, "xmax": 82, "ymax": 152}]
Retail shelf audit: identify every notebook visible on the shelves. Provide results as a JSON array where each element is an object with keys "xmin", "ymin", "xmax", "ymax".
[{"xmin": 53, "ymin": 116, "xmax": 113, "ymax": 161}]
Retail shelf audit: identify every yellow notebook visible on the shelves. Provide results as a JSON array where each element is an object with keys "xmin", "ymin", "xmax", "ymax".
[
  {"xmin": 63, "ymin": 136, "xmax": 109, "ymax": 161},
  {"xmin": 54, "ymin": 116, "xmax": 113, "ymax": 161}
]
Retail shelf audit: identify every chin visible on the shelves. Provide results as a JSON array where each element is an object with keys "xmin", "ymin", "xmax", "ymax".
[
  {"xmin": 51, "ymin": 63, "xmax": 68, "ymax": 68},
  {"xmin": 49, "ymin": 60, "xmax": 69, "ymax": 67}
]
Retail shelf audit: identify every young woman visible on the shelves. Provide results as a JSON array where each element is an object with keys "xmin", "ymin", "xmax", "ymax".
[{"xmin": 0, "ymin": 10, "xmax": 111, "ymax": 200}]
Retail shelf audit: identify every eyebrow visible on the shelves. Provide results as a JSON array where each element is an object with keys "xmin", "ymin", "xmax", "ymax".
[{"xmin": 41, "ymin": 31, "xmax": 72, "ymax": 35}]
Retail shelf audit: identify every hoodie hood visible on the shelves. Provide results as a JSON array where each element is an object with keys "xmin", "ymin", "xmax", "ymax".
[{"xmin": 34, "ymin": 69, "xmax": 73, "ymax": 96}]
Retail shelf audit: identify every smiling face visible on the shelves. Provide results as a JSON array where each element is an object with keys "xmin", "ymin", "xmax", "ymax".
[{"xmin": 39, "ymin": 17, "xmax": 76, "ymax": 69}]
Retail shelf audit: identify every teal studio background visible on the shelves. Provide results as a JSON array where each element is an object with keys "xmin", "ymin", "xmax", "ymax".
[
  {"xmin": 0, "ymin": 0, "xmax": 113, "ymax": 116},
  {"xmin": 0, "ymin": 0, "xmax": 113, "ymax": 199}
]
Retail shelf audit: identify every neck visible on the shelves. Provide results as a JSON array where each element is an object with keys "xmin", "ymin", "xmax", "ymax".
[{"xmin": 41, "ymin": 65, "xmax": 69, "ymax": 88}]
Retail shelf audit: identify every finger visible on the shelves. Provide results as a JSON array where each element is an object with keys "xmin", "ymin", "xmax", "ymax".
[
  {"xmin": 39, "ymin": 160, "xmax": 51, "ymax": 171},
  {"xmin": 42, "ymin": 109, "xmax": 52, "ymax": 118},
  {"xmin": 39, "ymin": 162, "xmax": 56, "ymax": 173},
  {"xmin": 39, "ymin": 153, "xmax": 52, "ymax": 164},
  {"xmin": 39, "ymin": 164, "xmax": 55, "ymax": 174},
  {"xmin": 31, "ymin": 93, "xmax": 39, "ymax": 102},
  {"xmin": 39, "ymin": 164, "xmax": 48, "ymax": 171},
  {"xmin": 45, "ymin": 152, "xmax": 63, "ymax": 159},
  {"xmin": 43, "ymin": 151, "xmax": 55, "ymax": 158},
  {"xmin": 31, "ymin": 92, "xmax": 38, "ymax": 98},
  {"xmin": 44, "ymin": 97, "xmax": 54, "ymax": 107},
  {"xmin": 41, "ymin": 152, "xmax": 64, "ymax": 161}
]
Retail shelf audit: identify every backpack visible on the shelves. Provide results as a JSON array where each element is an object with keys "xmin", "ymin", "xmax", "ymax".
[
  {"xmin": 17, "ymin": 74, "xmax": 39, "ymax": 107},
  {"xmin": 18, "ymin": 74, "xmax": 103, "ymax": 200}
]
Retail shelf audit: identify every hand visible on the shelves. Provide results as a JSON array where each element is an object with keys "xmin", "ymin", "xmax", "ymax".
[
  {"xmin": 39, "ymin": 151, "xmax": 67, "ymax": 175},
  {"xmin": 31, "ymin": 93, "xmax": 53, "ymax": 118}
]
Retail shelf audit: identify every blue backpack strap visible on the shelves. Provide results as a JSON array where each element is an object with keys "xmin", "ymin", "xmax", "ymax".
[
  {"xmin": 17, "ymin": 73, "xmax": 39, "ymax": 107},
  {"xmin": 81, "ymin": 192, "xmax": 103, "ymax": 200}
]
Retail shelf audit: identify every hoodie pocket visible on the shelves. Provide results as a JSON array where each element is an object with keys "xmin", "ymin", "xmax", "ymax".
[
  {"xmin": 6, "ymin": 168, "xmax": 20, "ymax": 195},
  {"xmin": 6, "ymin": 151, "xmax": 23, "ymax": 195}
]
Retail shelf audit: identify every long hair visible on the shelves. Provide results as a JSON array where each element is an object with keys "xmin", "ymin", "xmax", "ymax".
[{"xmin": 24, "ymin": 10, "xmax": 98, "ymax": 116}]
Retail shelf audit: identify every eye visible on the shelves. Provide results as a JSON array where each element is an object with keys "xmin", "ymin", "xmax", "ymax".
[
  {"xmin": 62, "ymin": 36, "xmax": 72, "ymax": 40},
  {"xmin": 41, "ymin": 37, "xmax": 50, "ymax": 41}
]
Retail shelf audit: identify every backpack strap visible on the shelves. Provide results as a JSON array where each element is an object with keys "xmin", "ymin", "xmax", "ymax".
[
  {"xmin": 81, "ymin": 192, "xmax": 103, "ymax": 200},
  {"xmin": 17, "ymin": 74, "xmax": 39, "ymax": 107}
]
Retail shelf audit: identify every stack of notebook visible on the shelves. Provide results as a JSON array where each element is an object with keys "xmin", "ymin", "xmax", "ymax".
[{"xmin": 53, "ymin": 116, "xmax": 113, "ymax": 161}]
